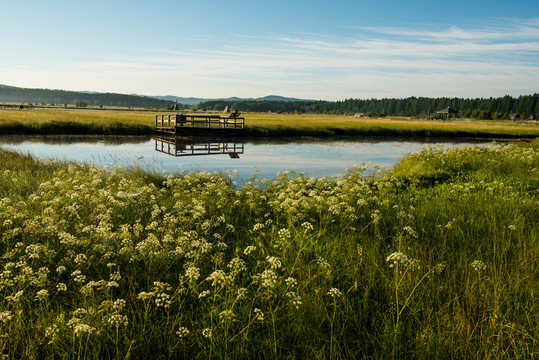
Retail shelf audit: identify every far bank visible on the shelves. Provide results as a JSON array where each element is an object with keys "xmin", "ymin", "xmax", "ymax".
[{"xmin": 0, "ymin": 109, "xmax": 538, "ymax": 139}]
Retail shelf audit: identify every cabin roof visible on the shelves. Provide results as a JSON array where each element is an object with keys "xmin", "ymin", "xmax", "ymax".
[{"xmin": 436, "ymin": 107, "xmax": 458, "ymax": 114}]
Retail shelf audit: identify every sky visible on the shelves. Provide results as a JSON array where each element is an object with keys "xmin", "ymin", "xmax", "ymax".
[{"xmin": 1, "ymin": 0, "xmax": 538, "ymax": 101}]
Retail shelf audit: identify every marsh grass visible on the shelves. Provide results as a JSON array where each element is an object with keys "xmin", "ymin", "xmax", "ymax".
[
  {"xmin": 0, "ymin": 140, "xmax": 537, "ymax": 359},
  {"xmin": 1, "ymin": 109, "xmax": 539, "ymax": 138}
]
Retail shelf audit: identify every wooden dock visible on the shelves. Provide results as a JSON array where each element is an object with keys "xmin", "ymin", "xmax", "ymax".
[
  {"xmin": 155, "ymin": 112, "xmax": 245, "ymax": 135},
  {"xmin": 154, "ymin": 136, "xmax": 244, "ymax": 158}
]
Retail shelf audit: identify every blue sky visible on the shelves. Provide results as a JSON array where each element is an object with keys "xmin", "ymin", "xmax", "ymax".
[{"xmin": 1, "ymin": 0, "xmax": 538, "ymax": 100}]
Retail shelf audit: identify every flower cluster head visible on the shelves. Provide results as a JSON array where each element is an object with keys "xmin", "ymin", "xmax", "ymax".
[
  {"xmin": 35, "ymin": 289, "xmax": 49, "ymax": 301},
  {"xmin": 286, "ymin": 291, "xmax": 302, "ymax": 309},
  {"xmin": 57, "ymin": 283, "xmax": 67, "ymax": 292},
  {"xmin": 301, "ymin": 222, "xmax": 314, "ymax": 231},
  {"xmin": 266, "ymin": 256, "xmax": 282, "ymax": 270},
  {"xmin": 260, "ymin": 269, "xmax": 278, "ymax": 288},
  {"xmin": 185, "ymin": 266, "xmax": 200, "ymax": 281},
  {"xmin": 278, "ymin": 228, "xmax": 291, "ymax": 241},
  {"xmin": 0, "ymin": 311, "xmax": 13, "ymax": 324},
  {"xmin": 219, "ymin": 309, "xmax": 235, "ymax": 322},
  {"xmin": 327, "ymin": 288, "xmax": 342, "ymax": 298},
  {"xmin": 67, "ymin": 317, "xmax": 96, "ymax": 337},
  {"xmin": 202, "ymin": 328, "xmax": 212, "ymax": 339},
  {"xmin": 206, "ymin": 270, "xmax": 229, "ymax": 288},
  {"xmin": 176, "ymin": 327, "xmax": 189, "ymax": 339},
  {"xmin": 403, "ymin": 226, "xmax": 418, "ymax": 238},
  {"xmin": 386, "ymin": 252, "xmax": 411, "ymax": 268},
  {"xmin": 107, "ymin": 314, "xmax": 129, "ymax": 328},
  {"xmin": 155, "ymin": 293, "xmax": 171, "ymax": 308},
  {"xmin": 198, "ymin": 290, "xmax": 211, "ymax": 300},
  {"xmin": 243, "ymin": 245, "xmax": 257, "ymax": 255},
  {"xmin": 471, "ymin": 260, "xmax": 487, "ymax": 273},
  {"xmin": 236, "ymin": 288, "xmax": 248, "ymax": 300},
  {"xmin": 228, "ymin": 258, "xmax": 247, "ymax": 277},
  {"xmin": 316, "ymin": 257, "xmax": 332, "ymax": 278},
  {"xmin": 73, "ymin": 323, "xmax": 96, "ymax": 337},
  {"xmin": 6, "ymin": 290, "xmax": 24, "ymax": 303},
  {"xmin": 254, "ymin": 308, "xmax": 264, "ymax": 321},
  {"xmin": 285, "ymin": 277, "xmax": 298, "ymax": 288}
]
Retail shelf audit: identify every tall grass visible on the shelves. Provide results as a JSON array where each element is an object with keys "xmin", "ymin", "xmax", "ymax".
[
  {"xmin": 1, "ymin": 109, "xmax": 539, "ymax": 138},
  {"xmin": 0, "ymin": 141, "xmax": 537, "ymax": 359}
]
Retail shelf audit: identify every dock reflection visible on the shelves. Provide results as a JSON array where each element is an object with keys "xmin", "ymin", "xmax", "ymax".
[{"xmin": 154, "ymin": 136, "xmax": 244, "ymax": 158}]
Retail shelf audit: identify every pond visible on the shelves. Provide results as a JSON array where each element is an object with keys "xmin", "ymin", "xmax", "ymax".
[{"xmin": 0, "ymin": 136, "xmax": 491, "ymax": 182}]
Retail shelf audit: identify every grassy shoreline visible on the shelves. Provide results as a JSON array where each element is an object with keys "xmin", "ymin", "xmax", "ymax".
[
  {"xmin": 0, "ymin": 140, "xmax": 537, "ymax": 358},
  {"xmin": 1, "ymin": 109, "xmax": 538, "ymax": 139}
]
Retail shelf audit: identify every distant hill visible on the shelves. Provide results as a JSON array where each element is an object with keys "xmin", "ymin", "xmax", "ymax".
[
  {"xmin": 0, "ymin": 84, "xmax": 314, "ymax": 108},
  {"xmin": 0, "ymin": 85, "xmax": 183, "ymax": 109},
  {"xmin": 151, "ymin": 94, "xmax": 314, "ymax": 106}
]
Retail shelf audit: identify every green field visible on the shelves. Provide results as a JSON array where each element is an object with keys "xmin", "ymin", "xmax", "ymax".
[
  {"xmin": 0, "ymin": 138, "xmax": 537, "ymax": 358},
  {"xmin": 1, "ymin": 108, "xmax": 539, "ymax": 138}
]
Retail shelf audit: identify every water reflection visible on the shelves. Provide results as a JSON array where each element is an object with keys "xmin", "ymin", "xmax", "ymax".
[
  {"xmin": 0, "ymin": 135, "xmax": 153, "ymax": 145},
  {"xmin": 154, "ymin": 136, "xmax": 244, "ymax": 158},
  {"xmin": 0, "ymin": 135, "xmax": 492, "ymax": 182}
]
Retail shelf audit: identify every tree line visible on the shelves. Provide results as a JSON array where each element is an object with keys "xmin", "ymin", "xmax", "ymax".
[
  {"xmin": 197, "ymin": 94, "xmax": 539, "ymax": 119},
  {"xmin": 0, "ymin": 85, "xmax": 184, "ymax": 109}
]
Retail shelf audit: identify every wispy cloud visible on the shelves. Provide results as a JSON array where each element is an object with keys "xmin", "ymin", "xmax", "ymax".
[{"xmin": 2, "ymin": 18, "xmax": 537, "ymax": 99}]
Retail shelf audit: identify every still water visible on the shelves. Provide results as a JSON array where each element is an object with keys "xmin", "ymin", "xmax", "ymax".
[{"xmin": 0, "ymin": 136, "xmax": 490, "ymax": 181}]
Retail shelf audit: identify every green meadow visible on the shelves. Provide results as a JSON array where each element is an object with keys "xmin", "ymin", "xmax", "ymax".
[
  {"xmin": 1, "ymin": 108, "xmax": 539, "ymax": 138},
  {"xmin": 0, "ymin": 137, "xmax": 537, "ymax": 358}
]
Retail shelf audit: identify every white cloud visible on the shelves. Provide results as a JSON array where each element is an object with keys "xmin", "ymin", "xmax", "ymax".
[{"xmin": 2, "ymin": 18, "xmax": 538, "ymax": 99}]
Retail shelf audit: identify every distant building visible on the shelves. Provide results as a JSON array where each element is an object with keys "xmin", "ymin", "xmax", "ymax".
[
  {"xmin": 510, "ymin": 113, "xmax": 520, "ymax": 121},
  {"xmin": 354, "ymin": 113, "xmax": 364, "ymax": 118},
  {"xmin": 436, "ymin": 107, "xmax": 458, "ymax": 119},
  {"xmin": 529, "ymin": 114, "xmax": 537, "ymax": 121}
]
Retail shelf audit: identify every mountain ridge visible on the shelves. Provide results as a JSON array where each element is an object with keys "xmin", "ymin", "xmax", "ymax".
[{"xmin": 0, "ymin": 84, "xmax": 314, "ymax": 107}]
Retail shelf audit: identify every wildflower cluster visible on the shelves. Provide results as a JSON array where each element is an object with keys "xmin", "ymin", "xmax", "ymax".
[
  {"xmin": 0, "ymin": 142, "xmax": 536, "ymax": 358},
  {"xmin": 386, "ymin": 252, "xmax": 412, "ymax": 268}
]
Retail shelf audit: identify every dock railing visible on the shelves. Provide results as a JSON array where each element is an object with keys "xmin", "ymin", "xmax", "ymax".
[
  {"xmin": 155, "ymin": 113, "xmax": 245, "ymax": 133},
  {"xmin": 154, "ymin": 136, "xmax": 244, "ymax": 157}
]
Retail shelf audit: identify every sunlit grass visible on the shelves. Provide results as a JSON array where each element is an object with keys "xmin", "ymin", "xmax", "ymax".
[
  {"xmin": 1, "ymin": 109, "xmax": 539, "ymax": 138},
  {"xmin": 0, "ymin": 140, "xmax": 537, "ymax": 358}
]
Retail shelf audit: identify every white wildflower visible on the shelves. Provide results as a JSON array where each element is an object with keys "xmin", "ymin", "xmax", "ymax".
[
  {"xmin": 0, "ymin": 311, "xmax": 13, "ymax": 324},
  {"xmin": 185, "ymin": 266, "xmax": 201, "ymax": 281},
  {"xmin": 301, "ymin": 222, "xmax": 314, "ymax": 231},
  {"xmin": 7, "ymin": 290, "xmax": 24, "ymax": 302},
  {"xmin": 74, "ymin": 253, "xmax": 87, "ymax": 265},
  {"xmin": 266, "ymin": 256, "xmax": 282, "ymax": 270},
  {"xmin": 176, "ymin": 327, "xmax": 189, "ymax": 339},
  {"xmin": 386, "ymin": 252, "xmax": 411, "ymax": 268},
  {"xmin": 202, "ymin": 328, "xmax": 212, "ymax": 338},
  {"xmin": 198, "ymin": 290, "xmax": 211, "ymax": 300},
  {"xmin": 219, "ymin": 309, "xmax": 235, "ymax": 322},
  {"xmin": 286, "ymin": 291, "xmax": 302, "ymax": 309},
  {"xmin": 260, "ymin": 269, "xmax": 278, "ymax": 288},
  {"xmin": 278, "ymin": 228, "xmax": 291, "ymax": 241},
  {"xmin": 57, "ymin": 283, "xmax": 67, "ymax": 292},
  {"xmin": 285, "ymin": 277, "xmax": 298, "ymax": 288},
  {"xmin": 107, "ymin": 314, "xmax": 129, "ymax": 328},
  {"xmin": 236, "ymin": 288, "xmax": 248, "ymax": 300},
  {"xmin": 206, "ymin": 270, "xmax": 229, "ymax": 287},
  {"xmin": 471, "ymin": 260, "xmax": 487, "ymax": 273},
  {"xmin": 254, "ymin": 308, "xmax": 265, "ymax": 321},
  {"xmin": 327, "ymin": 288, "xmax": 342, "ymax": 298},
  {"xmin": 35, "ymin": 289, "xmax": 49, "ymax": 301},
  {"xmin": 243, "ymin": 245, "xmax": 257, "ymax": 255}
]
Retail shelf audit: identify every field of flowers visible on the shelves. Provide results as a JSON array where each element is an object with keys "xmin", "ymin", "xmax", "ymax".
[{"xmin": 0, "ymin": 141, "xmax": 537, "ymax": 359}]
